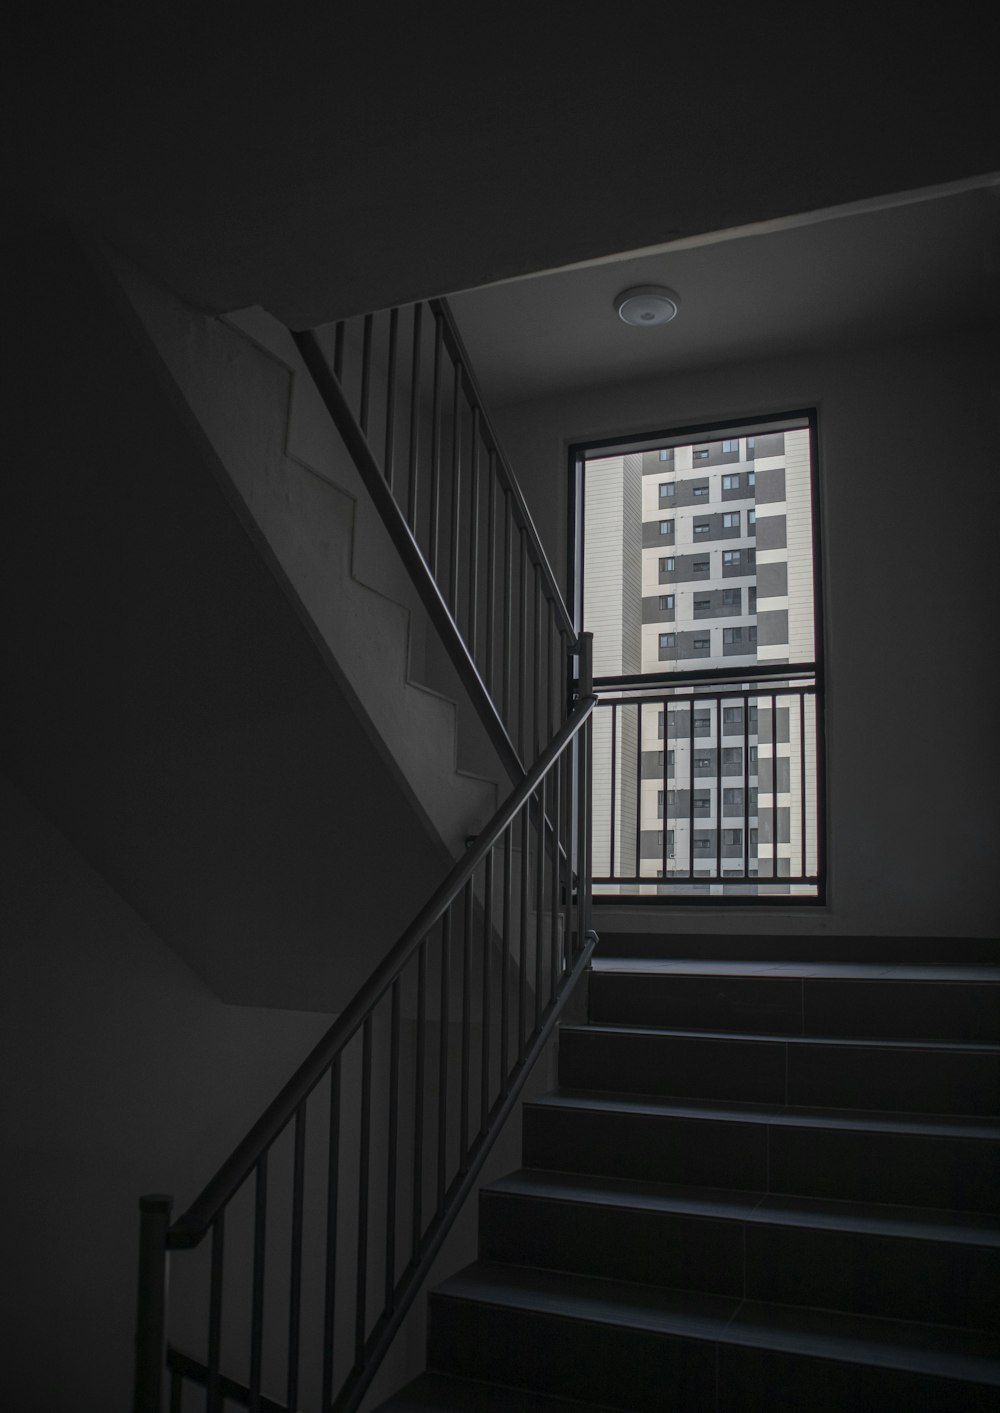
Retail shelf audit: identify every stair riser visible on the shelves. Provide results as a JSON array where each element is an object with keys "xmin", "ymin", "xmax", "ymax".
[
  {"xmin": 589, "ymin": 973, "xmax": 1000, "ymax": 1043},
  {"xmin": 522, "ymin": 1105, "xmax": 1000, "ymax": 1212},
  {"xmin": 480, "ymin": 1192, "xmax": 1000, "ymax": 1330},
  {"xmin": 429, "ymin": 1297, "xmax": 997, "ymax": 1413},
  {"xmin": 559, "ymin": 1029, "xmax": 1000, "ymax": 1116}
]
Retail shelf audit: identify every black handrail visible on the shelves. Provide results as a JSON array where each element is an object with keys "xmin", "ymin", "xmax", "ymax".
[
  {"xmin": 135, "ymin": 675, "xmax": 596, "ymax": 1412},
  {"xmin": 291, "ymin": 297, "xmax": 578, "ymax": 785}
]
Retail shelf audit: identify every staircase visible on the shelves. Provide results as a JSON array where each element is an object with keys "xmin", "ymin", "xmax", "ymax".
[{"xmin": 380, "ymin": 935, "xmax": 1000, "ymax": 1411}]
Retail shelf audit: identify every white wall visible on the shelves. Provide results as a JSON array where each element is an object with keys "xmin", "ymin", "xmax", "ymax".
[
  {"xmin": 492, "ymin": 328, "xmax": 1000, "ymax": 937},
  {"xmin": 0, "ymin": 772, "xmax": 333, "ymax": 1409}
]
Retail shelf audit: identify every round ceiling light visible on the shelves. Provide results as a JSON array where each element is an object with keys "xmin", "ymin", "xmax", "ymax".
[{"xmin": 615, "ymin": 285, "xmax": 680, "ymax": 327}]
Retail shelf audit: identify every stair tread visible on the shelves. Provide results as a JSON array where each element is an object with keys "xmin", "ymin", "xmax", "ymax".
[
  {"xmin": 435, "ymin": 1263, "xmax": 1000, "ymax": 1384},
  {"xmin": 564, "ymin": 1022, "xmax": 1000, "ymax": 1054},
  {"xmin": 488, "ymin": 1169, "xmax": 1000, "ymax": 1244},
  {"xmin": 530, "ymin": 1087, "xmax": 1000, "ymax": 1137},
  {"xmin": 377, "ymin": 1372, "xmax": 620, "ymax": 1412},
  {"xmin": 591, "ymin": 958, "xmax": 1000, "ymax": 982}
]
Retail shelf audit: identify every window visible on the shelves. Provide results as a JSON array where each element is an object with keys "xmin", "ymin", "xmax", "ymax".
[
  {"xmin": 693, "ymin": 711, "xmax": 711, "ymax": 733},
  {"xmin": 723, "ymin": 787, "xmax": 742, "ymax": 810},
  {"xmin": 692, "ymin": 484, "xmax": 709, "ymax": 496},
  {"xmin": 694, "ymin": 448, "xmax": 709, "ymax": 459},
  {"xmin": 723, "ymin": 706, "xmax": 742, "ymax": 725},
  {"xmin": 660, "ymin": 556, "xmax": 675, "ymax": 572},
  {"xmin": 694, "ymin": 755, "xmax": 712, "ymax": 770},
  {"xmin": 722, "ymin": 550, "xmax": 739, "ymax": 566},
  {"xmin": 722, "ymin": 747, "xmax": 742, "ymax": 771},
  {"xmin": 749, "ymin": 746, "xmax": 758, "ymax": 767},
  {"xmin": 694, "ymin": 792, "xmax": 711, "ymax": 814},
  {"xmin": 693, "ymin": 636, "xmax": 710, "ymax": 650},
  {"xmin": 666, "ymin": 789, "xmax": 677, "ymax": 808},
  {"xmin": 721, "ymin": 439, "xmax": 739, "ymax": 453},
  {"xmin": 748, "ymin": 705, "xmax": 758, "ymax": 729},
  {"xmin": 659, "ymin": 448, "xmax": 673, "ymax": 461},
  {"xmin": 694, "ymin": 836, "xmax": 712, "ymax": 850},
  {"xmin": 666, "ymin": 749, "xmax": 674, "ymax": 774},
  {"xmin": 748, "ymin": 587, "xmax": 757, "ymax": 612},
  {"xmin": 659, "ymin": 594, "xmax": 674, "ymax": 610},
  {"xmin": 723, "ymin": 627, "xmax": 743, "ymax": 645},
  {"xmin": 694, "ymin": 521, "xmax": 710, "ymax": 536},
  {"xmin": 721, "ymin": 474, "xmax": 740, "ymax": 490},
  {"xmin": 747, "ymin": 471, "xmax": 755, "ymax": 488},
  {"xmin": 665, "ymin": 829, "xmax": 674, "ymax": 857},
  {"xmin": 659, "ymin": 519, "xmax": 674, "ymax": 534},
  {"xmin": 748, "ymin": 787, "xmax": 758, "ymax": 812},
  {"xmin": 693, "ymin": 559, "xmax": 709, "ymax": 573},
  {"xmin": 750, "ymin": 827, "xmax": 759, "ymax": 851},
  {"xmin": 657, "ymin": 790, "xmax": 664, "ymax": 816},
  {"xmin": 658, "ymin": 481, "xmax": 675, "ymax": 499},
  {"xmin": 659, "ymin": 632, "xmax": 675, "ymax": 649},
  {"xmin": 722, "ymin": 511, "xmax": 740, "ymax": 529},
  {"xmin": 694, "ymin": 597, "xmax": 710, "ymax": 612},
  {"xmin": 723, "ymin": 588, "xmax": 741, "ymax": 609},
  {"xmin": 657, "ymin": 709, "xmax": 665, "ymax": 737},
  {"xmin": 748, "ymin": 509, "xmax": 756, "ymax": 528},
  {"xmin": 747, "ymin": 437, "xmax": 755, "ymax": 453},
  {"xmin": 723, "ymin": 828, "xmax": 743, "ymax": 846}
]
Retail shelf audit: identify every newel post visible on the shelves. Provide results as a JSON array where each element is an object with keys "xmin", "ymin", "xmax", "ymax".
[{"xmin": 133, "ymin": 1193, "xmax": 172, "ymax": 1413}]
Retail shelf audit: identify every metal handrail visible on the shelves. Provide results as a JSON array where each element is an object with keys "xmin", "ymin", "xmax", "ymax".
[{"xmin": 170, "ymin": 694, "xmax": 595, "ymax": 1247}]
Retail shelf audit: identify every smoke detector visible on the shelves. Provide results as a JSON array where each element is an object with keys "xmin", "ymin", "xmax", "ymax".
[{"xmin": 615, "ymin": 285, "xmax": 680, "ymax": 326}]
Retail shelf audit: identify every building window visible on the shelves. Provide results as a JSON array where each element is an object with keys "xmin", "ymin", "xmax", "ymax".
[
  {"xmin": 694, "ymin": 448, "xmax": 709, "ymax": 459},
  {"xmin": 749, "ymin": 746, "xmax": 758, "ymax": 767},
  {"xmin": 660, "ymin": 556, "xmax": 675, "ymax": 572},
  {"xmin": 723, "ymin": 588, "xmax": 741, "ymax": 609},
  {"xmin": 722, "ymin": 439, "xmax": 739, "ymax": 453},
  {"xmin": 721, "ymin": 473, "xmax": 740, "ymax": 490},
  {"xmin": 666, "ymin": 789, "xmax": 677, "ymax": 808},
  {"xmin": 722, "ymin": 550, "xmax": 739, "ymax": 566},
  {"xmin": 723, "ymin": 706, "xmax": 742, "ymax": 726},
  {"xmin": 694, "ymin": 597, "xmax": 711, "ymax": 613},
  {"xmin": 657, "ymin": 789, "xmax": 664, "ymax": 816},
  {"xmin": 747, "ymin": 437, "xmax": 755, "ymax": 453},
  {"xmin": 694, "ymin": 754, "xmax": 711, "ymax": 769},
  {"xmin": 658, "ymin": 709, "xmax": 664, "ymax": 737},
  {"xmin": 658, "ymin": 481, "xmax": 675, "ymax": 499},
  {"xmin": 693, "ymin": 484, "xmax": 709, "ymax": 496},
  {"xmin": 723, "ymin": 787, "xmax": 742, "ymax": 810},
  {"xmin": 659, "ymin": 632, "xmax": 675, "ymax": 649},
  {"xmin": 659, "ymin": 519, "xmax": 674, "ymax": 534},
  {"xmin": 722, "ymin": 747, "xmax": 742, "ymax": 771},
  {"xmin": 694, "ymin": 836, "xmax": 712, "ymax": 850},
  {"xmin": 748, "ymin": 509, "xmax": 756, "ymax": 528},
  {"xmin": 722, "ymin": 511, "xmax": 740, "ymax": 529},
  {"xmin": 659, "ymin": 594, "xmax": 674, "ymax": 610},
  {"xmin": 750, "ymin": 827, "xmax": 758, "ymax": 850},
  {"xmin": 693, "ymin": 559, "xmax": 709, "ymax": 573},
  {"xmin": 693, "ymin": 636, "xmax": 710, "ymax": 650},
  {"xmin": 723, "ymin": 627, "xmax": 743, "ymax": 645},
  {"xmin": 693, "ymin": 711, "xmax": 711, "ymax": 733},
  {"xmin": 694, "ymin": 521, "xmax": 710, "ymax": 536},
  {"xmin": 749, "ymin": 787, "xmax": 758, "ymax": 812},
  {"xmin": 748, "ymin": 705, "xmax": 758, "ymax": 729},
  {"xmin": 666, "ymin": 749, "xmax": 674, "ymax": 773},
  {"xmin": 747, "ymin": 470, "xmax": 756, "ymax": 488},
  {"xmin": 659, "ymin": 448, "xmax": 673, "ymax": 461},
  {"xmin": 694, "ymin": 793, "xmax": 711, "ymax": 814},
  {"xmin": 749, "ymin": 587, "xmax": 757, "ymax": 612},
  {"xmin": 723, "ymin": 828, "xmax": 743, "ymax": 846}
]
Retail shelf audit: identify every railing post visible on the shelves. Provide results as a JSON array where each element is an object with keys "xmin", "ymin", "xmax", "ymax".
[
  {"xmin": 575, "ymin": 633, "xmax": 594, "ymax": 947},
  {"xmin": 577, "ymin": 632, "xmax": 593, "ymax": 699},
  {"xmin": 134, "ymin": 1194, "xmax": 172, "ymax": 1413}
]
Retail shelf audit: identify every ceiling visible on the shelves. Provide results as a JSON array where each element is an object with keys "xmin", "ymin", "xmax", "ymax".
[{"xmin": 448, "ymin": 183, "xmax": 1000, "ymax": 406}]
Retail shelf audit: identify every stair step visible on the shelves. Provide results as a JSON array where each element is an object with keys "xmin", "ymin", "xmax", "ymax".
[
  {"xmin": 376, "ymin": 1372, "xmax": 619, "ymax": 1411},
  {"xmin": 588, "ymin": 964, "xmax": 1000, "ymax": 1042},
  {"xmin": 559, "ymin": 1023, "xmax": 1000, "ymax": 1115},
  {"xmin": 429, "ymin": 1263, "xmax": 1000, "ymax": 1412},
  {"xmin": 523, "ymin": 1090, "xmax": 1000, "ymax": 1211},
  {"xmin": 592, "ymin": 933, "xmax": 1000, "ymax": 964},
  {"xmin": 480, "ymin": 1169, "xmax": 1000, "ymax": 1330}
]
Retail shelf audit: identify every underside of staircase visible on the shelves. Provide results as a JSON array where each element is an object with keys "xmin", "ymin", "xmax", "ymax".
[{"xmin": 379, "ymin": 934, "xmax": 1000, "ymax": 1412}]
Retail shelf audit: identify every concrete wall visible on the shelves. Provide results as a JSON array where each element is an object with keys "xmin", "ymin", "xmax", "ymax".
[{"xmin": 492, "ymin": 328, "xmax": 1000, "ymax": 937}]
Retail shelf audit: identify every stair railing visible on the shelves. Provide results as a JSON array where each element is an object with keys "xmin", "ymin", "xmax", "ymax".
[
  {"xmin": 134, "ymin": 646, "xmax": 596, "ymax": 1413},
  {"xmin": 291, "ymin": 298, "xmax": 576, "ymax": 782}
]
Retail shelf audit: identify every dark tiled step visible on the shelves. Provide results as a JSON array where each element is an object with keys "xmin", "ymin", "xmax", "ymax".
[
  {"xmin": 592, "ymin": 932, "xmax": 1000, "ymax": 964},
  {"xmin": 429, "ymin": 1263, "xmax": 1000, "ymax": 1413},
  {"xmin": 559, "ymin": 1023, "xmax": 1000, "ymax": 1115},
  {"xmin": 480, "ymin": 1169, "xmax": 1000, "ymax": 1330},
  {"xmin": 375, "ymin": 1371, "xmax": 619, "ymax": 1411},
  {"xmin": 588, "ymin": 966, "xmax": 1000, "ymax": 1042},
  {"xmin": 523, "ymin": 1090, "xmax": 1000, "ymax": 1212}
]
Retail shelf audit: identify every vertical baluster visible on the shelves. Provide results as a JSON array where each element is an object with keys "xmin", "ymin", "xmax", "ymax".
[
  {"xmin": 355, "ymin": 1017, "xmax": 373, "ymax": 1368},
  {"xmin": 286, "ymin": 1107, "xmax": 306, "ymax": 1411},
  {"xmin": 481, "ymin": 850, "xmax": 494, "ymax": 1129},
  {"xmin": 661, "ymin": 701, "xmax": 669, "ymax": 881},
  {"xmin": 321, "ymin": 1058, "xmax": 342, "ymax": 1410},
  {"xmin": 407, "ymin": 304, "xmax": 423, "ymax": 531},
  {"xmin": 384, "ymin": 308, "xmax": 399, "ymax": 491},
  {"xmin": 584, "ymin": 713, "xmax": 594, "ymax": 942},
  {"xmin": 501, "ymin": 494, "xmax": 513, "ymax": 730},
  {"xmin": 500, "ymin": 829, "xmax": 512, "ymax": 1094},
  {"xmin": 716, "ymin": 696, "xmax": 722, "ymax": 882},
  {"xmin": 485, "ymin": 452, "xmax": 497, "ymax": 696},
  {"xmin": 429, "ymin": 312, "xmax": 443, "ymax": 575},
  {"xmin": 770, "ymin": 691, "xmax": 778, "ymax": 880},
  {"xmin": 518, "ymin": 531, "xmax": 528, "ymax": 761},
  {"xmin": 207, "ymin": 1212, "xmax": 225, "ymax": 1413},
  {"xmin": 448, "ymin": 365, "xmax": 462, "ymax": 612},
  {"xmin": 547, "ymin": 603, "xmax": 556, "ymax": 745},
  {"xmin": 575, "ymin": 718, "xmax": 589, "ymax": 957},
  {"xmin": 359, "ymin": 313, "xmax": 374, "ymax": 435},
  {"xmin": 412, "ymin": 940, "xmax": 427, "ymax": 1255},
  {"xmin": 635, "ymin": 700, "xmax": 642, "ymax": 885},
  {"xmin": 744, "ymin": 691, "xmax": 751, "ymax": 878},
  {"xmin": 559, "ymin": 628, "xmax": 568, "ymax": 728},
  {"xmin": 562, "ymin": 741, "xmax": 573, "ymax": 965},
  {"xmin": 248, "ymin": 1156, "xmax": 267, "ymax": 1412},
  {"xmin": 460, "ymin": 880, "xmax": 473, "ymax": 1165},
  {"xmin": 688, "ymin": 699, "xmax": 695, "ymax": 880},
  {"xmin": 800, "ymin": 692, "xmax": 807, "ymax": 880},
  {"xmin": 384, "ymin": 983, "xmax": 400, "ymax": 1309},
  {"xmin": 437, "ymin": 911, "xmax": 451, "ymax": 1207},
  {"xmin": 333, "ymin": 320, "xmax": 345, "ymax": 383},
  {"xmin": 468, "ymin": 411, "xmax": 481, "ymax": 660},
  {"xmin": 609, "ymin": 702, "xmax": 618, "ymax": 878},
  {"xmin": 550, "ymin": 753, "xmax": 562, "ymax": 996},
  {"xmin": 534, "ymin": 776, "xmax": 546, "ymax": 1031},
  {"xmin": 518, "ymin": 801, "xmax": 530, "ymax": 1060},
  {"xmin": 533, "ymin": 563, "xmax": 543, "ymax": 760}
]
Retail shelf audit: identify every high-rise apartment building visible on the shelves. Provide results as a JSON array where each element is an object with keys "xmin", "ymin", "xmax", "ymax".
[{"xmin": 584, "ymin": 424, "xmax": 819, "ymax": 898}]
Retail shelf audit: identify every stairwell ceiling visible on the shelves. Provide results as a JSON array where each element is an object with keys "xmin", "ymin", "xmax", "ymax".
[{"xmin": 2, "ymin": 10, "xmax": 998, "ymax": 329}]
